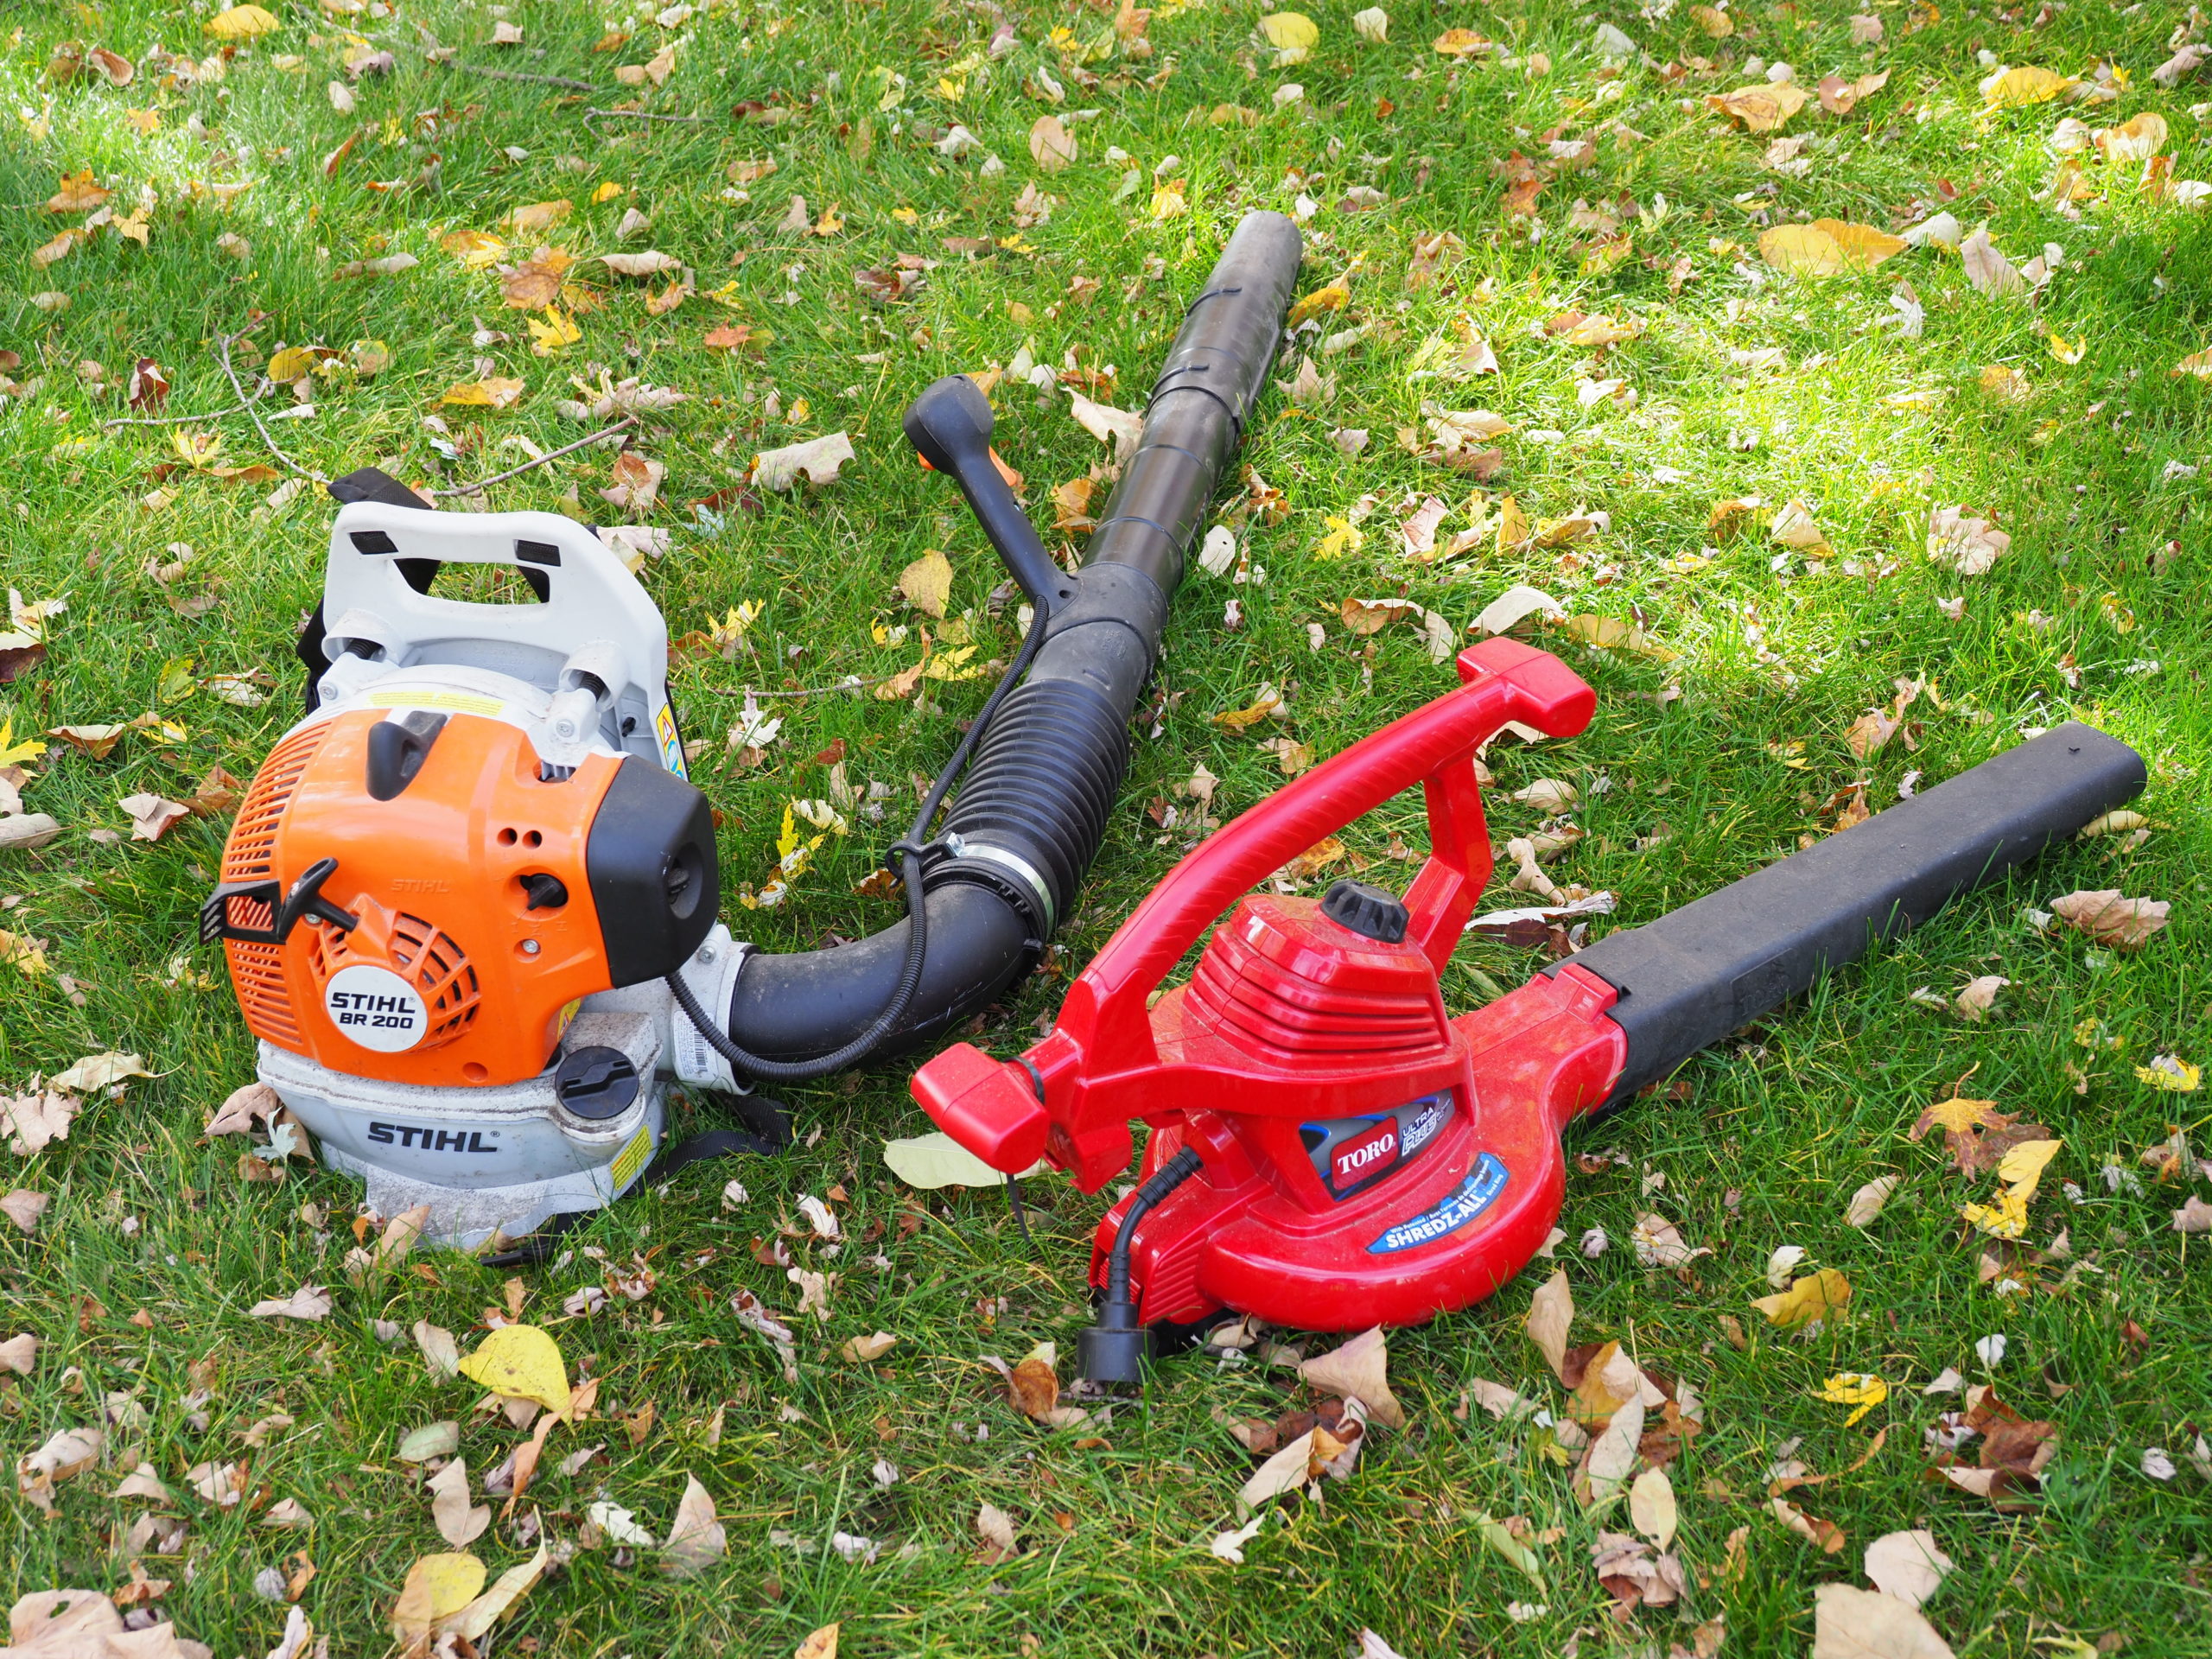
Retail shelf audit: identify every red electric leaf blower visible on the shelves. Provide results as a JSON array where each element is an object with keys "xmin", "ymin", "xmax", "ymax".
[{"xmin": 912, "ymin": 640, "xmax": 2146, "ymax": 1383}]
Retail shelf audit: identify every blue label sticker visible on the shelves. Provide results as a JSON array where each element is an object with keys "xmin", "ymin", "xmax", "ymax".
[{"xmin": 1366, "ymin": 1154, "xmax": 1510, "ymax": 1255}]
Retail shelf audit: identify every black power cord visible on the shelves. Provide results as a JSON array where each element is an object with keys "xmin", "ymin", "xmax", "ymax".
[
  {"xmin": 1077, "ymin": 1147, "xmax": 1205, "ymax": 1387},
  {"xmin": 667, "ymin": 599, "xmax": 1052, "ymax": 1084}
]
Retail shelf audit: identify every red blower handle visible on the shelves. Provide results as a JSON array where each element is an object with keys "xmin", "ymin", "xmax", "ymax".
[
  {"xmin": 912, "ymin": 639, "xmax": 1593, "ymax": 1185},
  {"xmin": 1069, "ymin": 638, "xmax": 1594, "ymax": 1053}
]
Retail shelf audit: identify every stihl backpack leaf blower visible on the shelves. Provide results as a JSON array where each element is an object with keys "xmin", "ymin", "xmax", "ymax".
[
  {"xmin": 201, "ymin": 213, "xmax": 1303, "ymax": 1249},
  {"xmin": 912, "ymin": 640, "xmax": 2146, "ymax": 1382}
]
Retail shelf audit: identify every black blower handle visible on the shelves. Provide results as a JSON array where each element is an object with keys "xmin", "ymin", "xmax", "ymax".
[
  {"xmin": 903, "ymin": 375, "xmax": 1077, "ymax": 618},
  {"xmin": 1558, "ymin": 721, "xmax": 2149, "ymax": 1109}
]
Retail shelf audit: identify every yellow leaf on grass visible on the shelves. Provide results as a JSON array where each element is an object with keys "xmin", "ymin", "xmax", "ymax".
[
  {"xmin": 1996, "ymin": 1138, "xmax": 2062, "ymax": 1195},
  {"xmin": 1260, "ymin": 12, "xmax": 1319, "ymax": 54},
  {"xmin": 1495, "ymin": 494, "xmax": 1529, "ymax": 550},
  {"xmin": 898, "ymin": 550, "xmax": 954, "ymax": 617},
  {"xmin": 1759, "ymin": 220, "xmax": 1908, "ymax": 275},
  {"xmin": 508, "ymin": 200, "xmax": 574, "ymax": 233},
  {"xmin": 2134, "ymin": 1056, "xmax": 2201, "ymax": 1093},
  {"xmin": 1707, "ymin": 81, "xmax": 1810, "ymax": 132},
  {"xmin": 1287, "ymin": 283, "xmax": 1351, "ymax": 328},
  {"xmin": 1433, "ymin": 28, "xmax": 1489, "ymax": 56},
  {"xmin": 1315, "ymin": 514, "xmax": 1365, "ymax": 560},
  {"xmin": 796, "ymin": 1627, "xmax": 841, "ymax": 1659},
  {"xmin": 1982, "ymin": 65, "xmax": 2075, "ymax": 108},
  {"xmin": 1751, "ymin": 1268, "xmax": 1852, "ymax": 1328},
  {"xmin": 527, "ymin": 306, "xmax": 581, "ymax": 357},
  {"xmin": 46, "ymin": 171, "xmax": 110, "ymax": 213},
  {"xmin": 442, "ymin": 378, "xmax": 526, "ymax": 410},
  {"xmin": 391, "ymin": 1553, "xmax": 486, "ymax": 1642},
  {"xmin": 1561, "ymin": 613, "xmax": 1679, "ymax": 664},
  {"xmin": 1961, "ymin": 1192, "xmax": 2031, "ymax": 1238},
  {"xmin": 1815, "ymin": 1371, "xmax": 1888, "ymax": 1427},
  {"xmin": 264, "ymin": 346, "xmax": 321, "ymax": 383},
  {"xmin": 1962, "ymin": 1137, "xmax": 2062, "ymax": 1239},
  {"xmin": 457, "ymin": 1325, "xmax": 569, "ymax": 1414},
  {"xmin": 440, "ymin": 229, "xmax": 508, "ymax": 269},
  {"xmin": 2172, "ymin": 349, "xmax": 2212, "ymax": 379},
  {"xmin": 205, "ymin": 4, "xmax": 281, "ymax": 40}
]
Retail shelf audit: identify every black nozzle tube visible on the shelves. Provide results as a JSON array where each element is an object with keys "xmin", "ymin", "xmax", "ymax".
[
  {"xmin": 723, "ymin": 212, "xmax": 1303, "ymax": 1065},
  {"xmin": 1560, "ymin": 721, "xmax": 2148, "ymax": 1109}
]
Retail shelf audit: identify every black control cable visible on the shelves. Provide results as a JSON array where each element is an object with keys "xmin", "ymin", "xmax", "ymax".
[{"xmin": 667, "ymin": 598, "xmax": 1052, "ymax": 1083}]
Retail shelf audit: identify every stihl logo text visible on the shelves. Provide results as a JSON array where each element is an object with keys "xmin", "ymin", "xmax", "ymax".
[
  {"xmin": 368, "ymin": 1123, "xmax": 500, "ymax": 1154},
  {"xmin": 328, "ymin": 991, "xmax": 422, "ymax": 1031}
]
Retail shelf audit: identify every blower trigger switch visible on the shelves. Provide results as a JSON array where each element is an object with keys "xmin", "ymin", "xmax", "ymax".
[
  {"xmin": 554, "ymin": 1046, "xmax": 639, "ymax": 1122},
  {"xmin": 1320, "ymin": 879, "xmax": 1409, "ymax": 944},
  {"xmin": 520, "ymin": 873, "xmax": 569, "ymax": 911}
]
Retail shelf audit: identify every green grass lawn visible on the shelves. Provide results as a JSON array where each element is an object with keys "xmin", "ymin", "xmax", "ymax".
[{"xmin": 3, "ymin": 0, "xmax": 2210, "ymax": 1652}]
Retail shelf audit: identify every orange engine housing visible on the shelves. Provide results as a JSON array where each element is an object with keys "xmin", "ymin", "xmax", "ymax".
[{"xmin": 217, "ymin": 709, "xmax": 627, "ymax": 1089}]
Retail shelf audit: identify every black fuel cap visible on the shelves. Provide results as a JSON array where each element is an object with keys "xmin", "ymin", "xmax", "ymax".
[
  {"xmin": 554, "ymin": 1046, "xmax": 639, "ymax": 1121},
  {"xmin": 1320, "ymin": 879, "xmax": 1410, "ymax": 943}
]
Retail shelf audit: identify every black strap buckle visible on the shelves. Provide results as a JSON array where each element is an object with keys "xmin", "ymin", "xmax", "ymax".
[{"xmin": 200, "ymin": 856, "xmax": 361, "ymax": 946}]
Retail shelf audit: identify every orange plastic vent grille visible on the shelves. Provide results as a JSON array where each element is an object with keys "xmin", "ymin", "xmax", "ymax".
[
  {"xmin": 226, "ymin": 939, "xmax": 301, "ymax": 1045},
  {"xmin": 221, "ymin": 722, "xmax": 331, "ymax": 881}
]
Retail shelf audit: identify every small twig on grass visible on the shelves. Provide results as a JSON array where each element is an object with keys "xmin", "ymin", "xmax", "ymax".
[
  {"xmin": 100, "ymin": 385, "xmax": 269, "ymax": 429},
  {"xmin": 427, "ymin": 417, "xmax": 638, "ymax": 498},
  {"xmin": 715, "ymin": 672, "xmax": 909, "ymax": 698},
  {"xmin": 585, "ymin": 107, "xmax": 707, "ymax": 125},
  {"xmin": 445, "ymin": 61, "xmax": 600, "ymax": 92},
  {"xmin": 217, "ymin": 332, "xmax": 325, "ymax": 484}
]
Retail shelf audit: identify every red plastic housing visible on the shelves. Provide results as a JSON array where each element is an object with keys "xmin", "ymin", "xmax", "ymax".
[{"xmin": 911, "ymin": 639, "xmax": 1630, "ymax": 1332}]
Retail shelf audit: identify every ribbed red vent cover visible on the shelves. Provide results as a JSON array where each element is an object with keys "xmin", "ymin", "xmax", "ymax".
[{"xmin": 1179, "ymin": 895, "xmax": 1451, "ymax": 1069}]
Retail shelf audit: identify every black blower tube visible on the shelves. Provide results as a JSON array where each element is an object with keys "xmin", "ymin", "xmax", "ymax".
[
  {"xmin": 725, "ymin": 210, "xmax": 1305, "ymax": 1062},
  {"xmin": 1556, "ymin": 721, "xmax": 2147, "ymax": 1109}
]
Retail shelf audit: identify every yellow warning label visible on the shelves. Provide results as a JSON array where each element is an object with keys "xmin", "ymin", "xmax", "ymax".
[
  {"xmin": 654, "ymin": 702, "xmax": 686, "ymax": 778},
  {"xmin": 367, "ymin": 688, "xmax": 506, "ymax": 716},
  {"xmin": 609, "ymin": 1124, "xmax": 653, "ymax": 1194}
]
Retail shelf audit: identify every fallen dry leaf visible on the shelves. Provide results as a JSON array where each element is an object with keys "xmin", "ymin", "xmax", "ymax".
[
  {"xmin": 1811, "ymin": 1583, "xmax": 1954, "ymax": 1658},
  {"xmin": 3, "ymin": 1092, "xmax": 77, "ymax": 1156},
  {"xmin": 2049, "ymin": 889, "xmax": 2168, "ymax": 952},
  {"xmin": 1770, "ymin": 1495, "xmax": 1847, "ymax": 1554},
  {"xmin": 1864, "ymin": 1528, "xmax": 1955, "ymax": 1611},
  {"xmin": 753, "ymin": 432, "xmax": 855, "ymax": 492},
  {"xmin": 248, "ymin": 1284, "xmax": 332, "ymax": 1322},
  {"xmin": 1981, "ymin": 63, "xmax": 2074, "ymax": 108},
  {"xmin": 1029, "ymin": 115, "xmax": 1077, "ymax": 172},
  {"xmin": 118, "ymin": 792, "xmax": 190, "ymax": 842},
  {"xmin": 1846, "ymin": 1174, "xmax": 1901, "ymax": 1228},
  {"xmin": 391, "ymin": 1553, "xmax": 487, "ymax": 1646},
  {"xmin": 1959, "ymin": 227, "xmax": 2023, "ymax": 296},
  {"xmin": 1298, "ymin": 1327, "xmax": 1405, "ymax": 1429},
  {"xmin": 1527, "ymin": 1268, "xmax": 1573, "ymax": 1380},
  {"xmin": 1065, "ymin": 387, "xmax": 1145, "ymax": 457},
  {"xmin": 1909, "ymin": 1097, "xmax": 2050, "ymax": 1179},
  {"xmin": 662, "ymin": 1474, "xmax": 728, "ymax": 1578},
  {"xmin": 428, "ymin": 1459, "xmax": 491, "ymax": 1547},
  {"xmin": 1707, "ymin": 81, "xmax": 1810, "ymax": 131},
  {"xmin": 1, "ymin": 1191, "xmax": 48, "ymax": 1234},
  {"xmin": 48, "ymin": 1052, "xmax": 149, "ymax": 1093}
]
